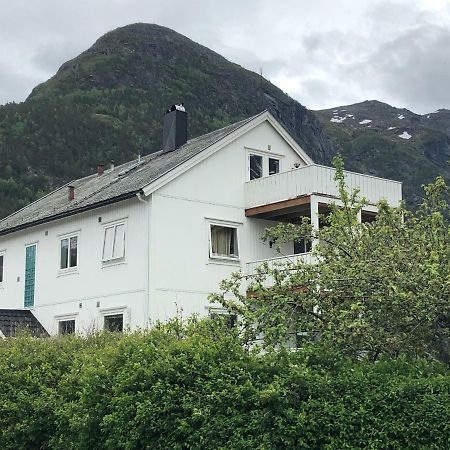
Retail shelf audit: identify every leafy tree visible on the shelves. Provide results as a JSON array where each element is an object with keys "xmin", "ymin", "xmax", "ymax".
[{"xmin": 210, "ymin": 156, "xmax": 450, "ymax": 362}]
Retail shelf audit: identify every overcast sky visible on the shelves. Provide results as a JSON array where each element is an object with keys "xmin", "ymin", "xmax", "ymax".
[{"xmin": 1, "ymin": 0, "xmax": 449, "ymax": 113}]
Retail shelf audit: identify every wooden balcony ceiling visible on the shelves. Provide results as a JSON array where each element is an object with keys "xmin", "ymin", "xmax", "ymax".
[
  {"xmin": 246, "ymin": 195, "xmax": 377, "ymax": 223},
  {"xmin": 245, "ymin": 195, "xmax": 312, "ymax": 221}
]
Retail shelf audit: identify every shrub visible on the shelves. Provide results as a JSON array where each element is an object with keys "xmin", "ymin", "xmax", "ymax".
[{"xmin": 0, "ymin": 320, "xmax": 449, "ymax": 449}]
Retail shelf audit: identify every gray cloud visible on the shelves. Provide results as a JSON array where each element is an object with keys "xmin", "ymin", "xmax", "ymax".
[{"xmin": 0, "ymin": 0, "xmax": 449, "ymax": 113}]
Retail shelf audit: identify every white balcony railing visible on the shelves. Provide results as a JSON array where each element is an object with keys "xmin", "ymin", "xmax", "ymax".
[
  {"xmin": 246, "ymin": 253, "xmax": 315, "ymax": 288},
  {"xmin": 245, "ymin": 164, "xmax": 402, "ymax": 209}
]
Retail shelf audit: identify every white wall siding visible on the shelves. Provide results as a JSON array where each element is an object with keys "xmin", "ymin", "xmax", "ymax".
[
  {"xmin": 149, "ymin": 121, "xmax": 299, "ymax": 321},
  {"xmin": 0, "ymin": 197, "xmax": 149, "ymax": 334}
]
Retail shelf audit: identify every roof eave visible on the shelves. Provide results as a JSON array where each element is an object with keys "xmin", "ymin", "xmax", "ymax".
[{"xmin": 0, "ymin": 191, "xmax": 139, "ymax": 237}]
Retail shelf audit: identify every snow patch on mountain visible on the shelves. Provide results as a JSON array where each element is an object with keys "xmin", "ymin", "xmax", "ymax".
[
  {"xmin": 398, "ymin": 114, "xmax": 405, "ymax": 120},
  {"xmin": 359, "ymin": 119, "xmax": 372, "ymax": 124},
  {"xmin": 330, "ymin": 114, "xmax": 354, "ymax": 123},
  {"xmin": 398, "ymin": 131, "xmax": 412, "ymax": 139}
]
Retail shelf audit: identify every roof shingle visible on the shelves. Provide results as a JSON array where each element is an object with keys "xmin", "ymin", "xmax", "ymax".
[{"xmin": 0, "ymin": 113, "xmax": 261, "ymax": 236}]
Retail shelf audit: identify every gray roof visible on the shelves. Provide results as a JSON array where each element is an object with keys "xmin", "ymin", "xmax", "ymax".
[
  {"xmin": 0, "ymin": 309, "xmax": 49, "ymax": 337},
  {"xmin": 0, "ymin": 113, "xmax": 262, "ymax": 236}
]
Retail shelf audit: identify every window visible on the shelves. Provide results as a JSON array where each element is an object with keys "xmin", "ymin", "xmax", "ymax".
[
  {"xmin": 209, "ymin": 307, "xmax": 237, "ymax": 329},
  {"xmin": 249, "ymin": 154, "xmax": 263, "ymax": 180},
  {"xmin": 269, "ymin": 158, "xmax": 280, "ymax": 175},
  {"xmin": 24, "ymin": 244, "xmax": 37, "ymax": 307},
  {"xmin": 60, "ymin": 235, "xmax": 78, "ymax": 270},
  {"xmin": 104, "ymin": 314, "xmax": 123, "ymax": 332},
  {"xmin": 102, "ymin": 223, "xmax": 125, "ymax": 261},
  {"xmin": 248, "ymin": 151, "xmax": 282, "ymax": 180},
  {"xmin": 59, "ymin": 319, "xmax": 75, "ymax": 335},
  {"xmin": 294, "ymin": 238, "xmax": 312, "ymax": 254},
  {"xmin": 0, "ymin": 253, "xmax": 3, "ymax": 284},
  {"xmin": 210, "ymin": 224, "xmax": 239, "ymax": 259}
]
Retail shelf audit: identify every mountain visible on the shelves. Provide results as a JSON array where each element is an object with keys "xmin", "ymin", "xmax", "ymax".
[
  {"xmin": 314, "ymin": 100, "xmax": 450, "ymax": 206},
  {"xmin": 0, "ymin": 23, "xmax": 334, "ymax": 219},
  {"xmin": 1, "ymin": 24, "xmax": 449, "ymax": 218}
]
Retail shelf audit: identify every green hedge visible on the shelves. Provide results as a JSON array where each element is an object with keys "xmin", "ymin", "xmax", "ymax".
[{"xmin": 0, "ymin": 320, "xmax": 449, "ymax": 449}]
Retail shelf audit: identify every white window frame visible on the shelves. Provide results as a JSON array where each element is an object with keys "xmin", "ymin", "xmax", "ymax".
[
  {"xmin": 100, "ymin": 306, "xmax": 130, "ymax": 332},
  {"xmin": 268, "ymin": 156, "xmax": 281, "ymax": 176},
  {"xmin": 58, "ymin": 231, "xmax": 79, "ymax": 275},
  {"xmin": 207, "ymin": 219, "xmax": 241, "ymax": 262},
  {"xmin": 246, "ymin": 148, "xmax": 283, "ymax": 181},
  {"xmin": 0, "ymin": 250, "xmax": 5, "ymax": 288},
  {"xmin": 208, "ymin": 306, "xmax": 238, "ymax": 328},
  {"xmin": 101, "ymin": 220, "xmax": 127, "ymax": 263},
  {"xmin": 55, "ymin": 313, "xmax": 78, "ymax": 335}
]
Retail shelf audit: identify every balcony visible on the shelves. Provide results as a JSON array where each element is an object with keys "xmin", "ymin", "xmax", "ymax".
[
  {"xmin": 246, "ymin": 253, "xmax": 315, "ymax": 288},
  {"xmin": 245, "ymin": 164, "xmax": 402, "ymax": 218}
]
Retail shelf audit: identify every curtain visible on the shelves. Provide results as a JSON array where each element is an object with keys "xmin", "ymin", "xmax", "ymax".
[{"xmin": 211, "ymin": 226, "xmax": 234, "ymax": 256}]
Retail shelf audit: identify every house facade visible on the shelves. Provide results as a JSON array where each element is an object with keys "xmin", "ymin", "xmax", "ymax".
[{"xmin": 0, "ymin": 108, "xmax": 402, "ymax": 336}]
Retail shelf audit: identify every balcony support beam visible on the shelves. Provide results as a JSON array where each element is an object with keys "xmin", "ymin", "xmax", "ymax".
[
  {"xmin": 310, "ymin": 195, "xmax": 320, "ymax": 249},
  {"xmin": 245, "ymin": 195, "xmax": 310, "ymax": 218}
]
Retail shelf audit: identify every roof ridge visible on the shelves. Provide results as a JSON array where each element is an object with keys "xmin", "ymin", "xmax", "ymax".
[{"xmin": 0, "ymin": 111, "xmax": 268, "ymax": 235}]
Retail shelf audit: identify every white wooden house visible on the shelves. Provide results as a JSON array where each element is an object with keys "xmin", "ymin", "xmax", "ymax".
[{"xmin": 0, "ymin": 106, "xmax": 402, "ymax": 336}]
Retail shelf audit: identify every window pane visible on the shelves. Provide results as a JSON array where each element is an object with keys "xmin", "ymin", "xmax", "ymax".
[
  {"xmin": 269, "ymin": 158, "xmax": 280, "ymax": 175},
  {"xmin": 69, "ymin": 236, "xmax": 78, "ymax": 267},
  {"xmin": 211, "ymin": 225, "xmax": 238, "ymax": 258},
  {"xmin": 59, "ymin": 320, "xmax": 75, "ymax": 335},
  {"xmin": 294, "ymin": 238, "xmax": 312, "ymax": 254},
  {"xmin": 103, "ymin": 226, "xmax": 114, "ymax": 260},
  {"xmin": 249, "ymin": 154, "xmax": 263, "ymax": 180},
  {"xmin": 0, "ymin": 255, "xmax": 3, "ymax": 283},
  {"xmin": 210, "ymin": 311, "xmax": 237, "ymax": 329},
  {"xmin": 104, "ymin": 314, "xmax": 124, "ymax": 332},
  {"xmin": 60, "ymin": 238, "xmax": 69, "ymax": 269},
  {"xmin": 112, "ymin": 224, "xmax": 125, "ymax": 259}
]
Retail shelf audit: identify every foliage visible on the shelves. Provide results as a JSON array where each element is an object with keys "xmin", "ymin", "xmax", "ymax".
[
  {"xmin": 211, "ymin": 155, "xmax": 450, "ymax": 363},
  {"xmin": 0, "ymin": 320, "xmax": 449, "ymax": 449}
]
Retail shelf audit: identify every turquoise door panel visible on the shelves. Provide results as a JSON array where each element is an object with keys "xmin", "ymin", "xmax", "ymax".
[{"xmin": 24, "ymin": 244, "xmax": 36, "ymax": 307}]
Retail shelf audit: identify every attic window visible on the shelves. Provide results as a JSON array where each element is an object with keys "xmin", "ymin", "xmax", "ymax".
[
  {"xmin": 248, "ymin": 151, "xmax": 282, "ymax": 180},
  {"xmin": 269, "ymin": 158, "xmax": 280, "ymax": 175},
  {"xmin": 249, "ymin": 154, "xmax": 263, "ymax": 180}
]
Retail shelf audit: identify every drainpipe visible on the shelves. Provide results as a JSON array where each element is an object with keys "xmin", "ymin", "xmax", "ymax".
[{"xmin": 137, "ymin": 191, "xmax": 150, "ymax": 329}]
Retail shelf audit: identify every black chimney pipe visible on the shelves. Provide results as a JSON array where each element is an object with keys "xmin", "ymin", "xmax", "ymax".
[{"xmin": 163, "ymin": 104, "xmax": 187, "ymax": 153}]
